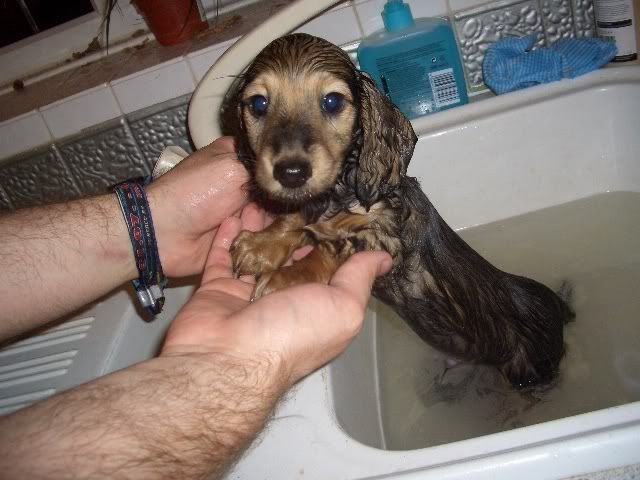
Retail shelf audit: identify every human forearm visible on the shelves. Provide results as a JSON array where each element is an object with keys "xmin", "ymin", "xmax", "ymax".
[
  {"xmin": 0, "ymin": 214, "xmax": 390, "ymax": 480},
  {"xmin": 0, "ymin": 352, "xmax": 285, "ymax": 480},
  {"xmin": 0, "ymin": 139, "xmax": 249, "ymax": 341},
  {"xmin": 0, "ymin": 194, "xmax": 136, "ymax": 340}
]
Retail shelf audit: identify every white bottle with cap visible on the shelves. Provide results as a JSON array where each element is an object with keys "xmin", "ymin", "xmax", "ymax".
[{"xmin": 594, "ymin": 0, "xmax": 640, "ymax": 63}]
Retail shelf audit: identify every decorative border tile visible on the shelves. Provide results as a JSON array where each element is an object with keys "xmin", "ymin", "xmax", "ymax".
[
  {"xmin": 0, "ymin": 93, "xmax": 194, "ymax": 208},
  {"xmin": 572, "ymin": 0, "xmax": 595, "ymax": 37},
  {"xmin": 128, "ymin": 96, "xmax": 193, "ymax": 166},
  {"xmin": 540, "ymin": 0, "xmax": 575, "ymax": 44},
  {"xmin": 59, "ymin": 120, "xmax": 149, "ymax": 196},
  {"xmin": 0, "ymin": 146, "xmax": 81, "ymax": 209}
]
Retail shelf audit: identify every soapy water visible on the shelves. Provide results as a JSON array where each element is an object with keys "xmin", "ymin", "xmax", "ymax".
[{"xmin": 376, "ymin": 192, "xmax": 640, "ymax": 450}]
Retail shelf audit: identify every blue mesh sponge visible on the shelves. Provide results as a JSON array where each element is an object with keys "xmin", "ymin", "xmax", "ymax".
[{"xmin": 483, "ymin": 34, "xmax": 617, "ymax": 95}]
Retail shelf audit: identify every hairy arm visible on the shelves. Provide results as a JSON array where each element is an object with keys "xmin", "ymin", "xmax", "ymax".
[
  {"xmin": 0, "ymin": 138, "xmax": 248, "ymax": 341},
  {"xmin": 0, "ymin": 210, "xmax": 391, "ymax": 480},
  {"xmin": 0, "ymin": 194, "xmax": 137, "ymax": 340},
  {"xmin": 0, "ymin": 353, "xmax": 285, "ymax": 480}
]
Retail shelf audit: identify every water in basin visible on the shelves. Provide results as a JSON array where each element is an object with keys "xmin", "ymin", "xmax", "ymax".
[{"xmin": 376, "ymin": 191, "xmax": 640, "ymax": 450}]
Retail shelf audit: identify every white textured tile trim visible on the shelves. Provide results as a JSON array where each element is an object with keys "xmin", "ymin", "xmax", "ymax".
[
  {"xmin": 39, "ymin": 84, "xmax": 122, "ymax": 140},
  {"xmin": 355, "ymin": 0, "xmax": 448, "ymax": 36},
  {"xmin": 187, "ymin": 37, "xmax": 239, "ymax": 84},
  {"xmin": 0, "ymin": 111, "xmax": 52, "ymax": 160},
  {"xmin": 111, "ymin": 58, "xmax": 196, "ymax": 115},
  {"xmin": 296, "ymin": 3, "xmax": 363, "ymax": 46},
  {"xmin": 447, "ymin": 0, "xmax": 497, "ymax": 14}
]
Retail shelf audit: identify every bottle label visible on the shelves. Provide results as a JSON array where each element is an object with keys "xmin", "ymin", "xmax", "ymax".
[
  {"xmin": 375, "ymin": 42, "xmax": 463, "ymax": 117},
  {"xmin": 428, "ymin": 68, "xmax": 461, "ymax": 108},
  {"xmin": 594, "ymin": 0, "xmax": 638, "ymax": 61}
]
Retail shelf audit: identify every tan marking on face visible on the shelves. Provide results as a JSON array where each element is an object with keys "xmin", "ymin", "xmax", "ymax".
[{"xmin": 241, "ymin": 69, "xmax": 357, "ymax": 203}]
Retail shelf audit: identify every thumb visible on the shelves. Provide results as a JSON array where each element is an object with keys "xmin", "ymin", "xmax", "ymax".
[
  {"xmin": 329, "ymin": 251, "xmax": 392, "ymax": 308},
  {"xmin": 200, "ymin": 216, "xmax": 241, "ymax": 284}
]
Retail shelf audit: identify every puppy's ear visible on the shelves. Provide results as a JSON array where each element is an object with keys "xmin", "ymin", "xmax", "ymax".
[
  {"xmin": 355, "ymin": 74, "xmax": 417, "ymax": 207},
  {"xmin": 220, "ymin": 75, "xmax": 256, "ymax": 174},
  {"xmin": 220, "ymin": 76, "xmax": 247, "ymax": 139}
]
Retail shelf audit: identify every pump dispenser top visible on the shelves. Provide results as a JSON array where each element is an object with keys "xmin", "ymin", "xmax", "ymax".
[
  {"xmin": 357, "ymin": 0, "xmax": 468, "ymax": 119},
  {"xmin": 382, "ymin": 0, "xmax": 414, "ymax": 31}
]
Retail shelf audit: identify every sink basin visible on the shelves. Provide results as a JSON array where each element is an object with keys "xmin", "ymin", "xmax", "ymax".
[
  {"xmin": 331, "ymin": 68, "xmax": 640, "ymax": 453},
  {"xmin": 230, "ymin": 66, "xmax": 640, "ymax": 479},
  {"xmin": 334, "ymin": 192, "xmax": 640, "ymax": 451}
]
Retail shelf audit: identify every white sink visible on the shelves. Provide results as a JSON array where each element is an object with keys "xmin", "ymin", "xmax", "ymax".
[
  {"xmin": 227, "ymin": 66, "xmax": 640, "ymax": 479},
  {"xmin": 2, "ymin": 66, "xmax": 638, "ymax": 479}
]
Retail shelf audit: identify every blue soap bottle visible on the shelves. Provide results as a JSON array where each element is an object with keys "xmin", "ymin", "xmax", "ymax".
[{"xmin": 357, "ymin": 0, "xmax": 468, "ymax": 119}]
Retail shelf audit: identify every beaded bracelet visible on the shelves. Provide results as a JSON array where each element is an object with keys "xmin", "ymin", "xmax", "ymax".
[{"xmin": 113, "ymin": 179, "xmax": 167, "ymax": 317}]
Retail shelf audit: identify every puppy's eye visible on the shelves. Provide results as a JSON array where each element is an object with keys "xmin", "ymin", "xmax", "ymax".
[
  {"xmin": 249, "ymin": 95, "xmax": 269, "ymax": 117},
  {"xmin": 322, "ymin": 92, "xmax": 345, "ymax": 115}
]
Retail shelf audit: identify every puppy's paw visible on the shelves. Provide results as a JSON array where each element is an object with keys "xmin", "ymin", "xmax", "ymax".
[
  {"xmin": 252, "ymin": 269, "xmax": 303, "ymax": 300},
  {"xmin": 251, "ymin": 256, "xmax": 333, "ymax": 300},
  {"xmin": 230, "ymin": 230, "xmax": 292, "ymax": 277}
]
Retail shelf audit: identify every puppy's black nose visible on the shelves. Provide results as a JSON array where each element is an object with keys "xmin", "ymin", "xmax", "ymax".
[{"xmin": 273, "ymin": 159, "xmax": 311, "ymax": 189}]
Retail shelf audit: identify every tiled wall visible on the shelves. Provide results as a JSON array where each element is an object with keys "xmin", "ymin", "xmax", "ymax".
[
  {"xmin": 0, "ymin": 0, "xmax": 596, "ymax": 211},
  {"xmin": 0, "ymin": 96, "xmax": 192, "ymax": 210}
]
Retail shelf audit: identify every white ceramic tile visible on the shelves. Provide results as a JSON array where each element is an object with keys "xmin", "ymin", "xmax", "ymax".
[
  {"xmin": 402, "ymin": 0, "xmax": 449, "ymax": 18},
  {"xmin": 186, "ymin": 38, "xmax": 238, "ymax": 84},
  {"xmin": 329, "ymin": 0, "xmax": 353, "ymax": 11},
  {"xmin": 39, "ymin": 84, "xmax": 121, "ymax": 140},
  {"xmin": 447, "ymin": 0, "xmax": 496, "ymax": 13},
  {"xmin": 111, "ymin": 58, "xmax": 196, "ymax": 115},
  {"xmin": 355, "ymin": 0, "xmax": 448, "ymax": 36},
  {"xmin": 296, "ymin": 3, "xmax": 363, "ymax": 46},
  {"xmin": 0, "ymin": 111, "xmax": 52, "ymax": 160}
]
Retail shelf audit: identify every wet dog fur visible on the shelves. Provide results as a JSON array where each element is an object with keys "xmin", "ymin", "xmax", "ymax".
[{"xmin": 223, "ymin": 33, "xmax": 574, "ymax": 389}]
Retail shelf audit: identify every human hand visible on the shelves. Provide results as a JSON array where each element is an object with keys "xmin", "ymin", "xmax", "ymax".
[
  {"xmin": 161, "ymin": 203, "xmax": 392, "ymax": 386},
  {"xmin": 146, "ymin": 137, "xmax": 249, "ymax": 277}
]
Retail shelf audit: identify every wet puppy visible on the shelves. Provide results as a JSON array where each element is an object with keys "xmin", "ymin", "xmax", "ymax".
[{"xmin": 224, "ymin": 33, "xmax": 573, "ymax": 388}]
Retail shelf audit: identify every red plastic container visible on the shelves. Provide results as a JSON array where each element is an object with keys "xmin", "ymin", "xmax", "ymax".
[{"xmin": 134, "ymin": 0, "xmax": 207, "ymax": 46}]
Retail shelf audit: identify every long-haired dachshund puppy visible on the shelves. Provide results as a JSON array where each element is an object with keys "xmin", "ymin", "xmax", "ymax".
[{"xmin": 223, "ymin": 33, "xmax": 574, "ymax": 389}]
